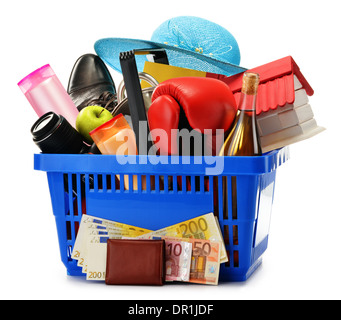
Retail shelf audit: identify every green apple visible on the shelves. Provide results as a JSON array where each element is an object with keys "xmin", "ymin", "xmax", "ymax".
[{"xmin": 76, "ymin": 105, "xmax": 113, "ymax": 143}]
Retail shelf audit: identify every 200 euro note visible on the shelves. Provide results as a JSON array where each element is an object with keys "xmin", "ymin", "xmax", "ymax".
[
  {"xmin": 83, "ymin": 232, "xmax": 152, "ymax": 279},
  {"xmin": 71, "ymin": 215, "xmax": 151, "ymax": 279},
  {"xmin": 77, "ymin": 227, "xmax": 147, "ymax": 270},
  {"xmin": 138, "ymin": 213, "xmax": 227, "ymax": 263},
  {"xmin": 84, "ymin": 236, "xmax": 109, "ymax": 280},
  {"xmin": 78, "ymin": 231, "xmax": 140, "ymax": 273},
  {"xmin": 71, "ymin": 214, "xmax": 152, "ymax": 261}
]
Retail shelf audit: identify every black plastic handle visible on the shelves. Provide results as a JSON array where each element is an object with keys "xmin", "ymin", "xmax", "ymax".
[{"xmin": 119, "ymin": 51, "xmax": 154, "ymax": 155}]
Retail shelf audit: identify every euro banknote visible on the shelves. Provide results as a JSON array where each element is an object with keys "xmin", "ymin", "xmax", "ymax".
[
  {"xmin": 153, "ymin": 236, "xmax": 192, "ymax": 282},
  {"xmin": 71, "ymin": 213, "xmax": 225, "ymax": 283},
  {"xmin": 71, "ymin": 215, "xmax": 152, "ymax": 279},
  {"xmin": 77, "ymin": 227, "xmax": 147, "ymax": 270},
  {"xmin": 138, "ymin": 213, "xmax": 227, "ymax": 263},
  {"xmin": 147, "ymin": 236, "xmax": 220, "ymax": 285},
  {"xmin": 188, "ymin": 238, "xmax": 221, "ymax": 285},
  {"xmin": 71, "ymin": 214, "xmax": 152, "ymax": 261}
]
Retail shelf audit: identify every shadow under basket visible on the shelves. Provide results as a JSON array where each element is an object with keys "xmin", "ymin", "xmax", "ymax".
[{"xmin": 34, "ymin": 147, "xmax": 289, "ymax": 282}]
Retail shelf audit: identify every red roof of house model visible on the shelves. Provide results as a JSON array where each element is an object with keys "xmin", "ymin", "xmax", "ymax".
[{"xmin": 208, "ymin": 56, "xmax": 314, "ymax": 115}]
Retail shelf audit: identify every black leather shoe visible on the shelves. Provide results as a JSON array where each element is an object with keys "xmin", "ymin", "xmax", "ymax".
[{"xmin": 67, "ymin": 54, "xmax": 116, "ymax": 112}]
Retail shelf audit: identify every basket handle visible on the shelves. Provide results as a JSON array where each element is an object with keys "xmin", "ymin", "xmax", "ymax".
[{"xmin": 117, "ymin": 72, "xmax": 159, "ymax": 103}]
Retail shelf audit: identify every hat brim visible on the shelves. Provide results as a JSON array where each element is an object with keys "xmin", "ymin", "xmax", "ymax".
[{"xmin": 94, "ymin": 38, "xmax": 247, "ymax": 77}]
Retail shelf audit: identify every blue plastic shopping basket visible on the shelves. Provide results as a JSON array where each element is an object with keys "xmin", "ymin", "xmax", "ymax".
[{"xmin": 34, "ymin": 147, "xmax": 289, "ymax": 282}]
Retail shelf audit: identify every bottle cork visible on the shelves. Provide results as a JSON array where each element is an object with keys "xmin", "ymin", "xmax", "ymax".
[{"xmin": 241, "ymin": 72, "xmax": 260, "ymax": 95}]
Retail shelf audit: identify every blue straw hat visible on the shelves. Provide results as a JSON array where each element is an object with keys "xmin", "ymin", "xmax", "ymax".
[{"xmin": 94, "ymin": 16, "xmax": 247, "ymax": 77}]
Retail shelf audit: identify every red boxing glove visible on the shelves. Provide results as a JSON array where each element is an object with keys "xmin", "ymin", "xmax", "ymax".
[{"xmin": 148, "ymin": 77, "xmax": 237, "ymax": 155}]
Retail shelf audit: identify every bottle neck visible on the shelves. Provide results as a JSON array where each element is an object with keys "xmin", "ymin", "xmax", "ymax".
[{"xmin": 238, "ymin": 91, "xmax": 257, "ymax": 112}]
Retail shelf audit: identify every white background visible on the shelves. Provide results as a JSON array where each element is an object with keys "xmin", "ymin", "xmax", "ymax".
[{"xmin": 1, "ymin": 0, "xmax": 340, "ymax": 300}]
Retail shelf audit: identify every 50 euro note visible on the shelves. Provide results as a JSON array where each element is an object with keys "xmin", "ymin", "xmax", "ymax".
[
  {"xmin": 138, "ymin": 213, "xmax": 227, "ymax": 264},
  {"xmin": 188, "ymin": 238, "xmax": 221, "ymax": 285}
]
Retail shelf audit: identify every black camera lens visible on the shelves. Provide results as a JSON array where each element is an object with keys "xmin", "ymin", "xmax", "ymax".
[{"xmin": 31, "ymin": 112, "xmax": 86, "ymax": 154}]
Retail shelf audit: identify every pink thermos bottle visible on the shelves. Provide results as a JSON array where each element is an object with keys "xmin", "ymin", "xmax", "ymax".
[{"xmin": 18, "ymin": 64, "xmax": 79, "ymax": 127}]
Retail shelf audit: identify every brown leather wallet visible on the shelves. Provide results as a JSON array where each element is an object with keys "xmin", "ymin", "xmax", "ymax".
[{"xmin": 105, "ymin": 239, "xmax": 165, "ymax": 285}]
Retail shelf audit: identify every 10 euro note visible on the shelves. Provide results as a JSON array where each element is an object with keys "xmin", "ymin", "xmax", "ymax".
[
  {"xmin": 139, "ymin": 213, "xmax": 227, "ymax": 263},
  {"xmin": 150, "ymin": 236, "xmax": 192, "ymax": 282}
]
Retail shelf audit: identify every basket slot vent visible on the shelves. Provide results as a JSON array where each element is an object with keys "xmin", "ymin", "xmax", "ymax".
[
  {"xmin": 231, "ymin": 176, "xmax": 238, "ymax": 220},
  {"xmin": 194, "ymin": 176, "xmax": 200, "ymax": 192},
  {"xmin": 66, "ymin": 220, "xmax": 72, "ymax": 240},
  {"xmin": 63, "ymin": 173, "xmax": 81, "ymax": 216},
  {"xmin": 121, "ymin": 174, "xmax": 127, "ymax": 191},
  {"xmin": 141, "ymin": 175, "xmax": 147, "ymax": 191},
  {"xmin": 159, "ymin": 176, "xmax": 164, "ymax": 191},
  {"xmin": 177, "ymin": 176, "xmax": 182, "ymax": 191},
  {"xmin": 220, "ymin": 176, "xmax": 238, "ymax": 221},
  {"xmin": 185, "ymin": 176, "xmax": 191, "ymax": 191},
  {"xmin": 97, "ymin": 175, "xmax": 103, "ymax": 190},
  {"xmin": 233, "ymin": 251, "xmax": 239, "ymax": 268},
  {"xmin": 233, "ymin": 225, "xmax": 239, "ymax": 245},
  {"xmin": 213, "ymin": 176, "xmax": 219, "ymax": 217},
  {"xmin": 223, "ymin": 176, "xmax": 228, "ymax": 220},
  {"xmin": 106, "ymin": 175, "xmax": 111, "ymax": 190},
  {"xmin": 89, "ymin": 174, "xmax": 95, "ymax": 190},
  {"xmin": 150, "ymin": 175, "xmax": 156, "ymax": 191},
  {"xmin": 113, "ymin": 174, "xmax": 120, "ymax": 190},
  {"xmin": 224, "ymin": 225, "xmax": 229, "ymax": 246},
  {"xmin": 67, "ymin": 245, "xmax": 73, "ymax": 262},
  {"xmin": 74, "ymin": 174, "xmax": 80, "ymax": 216},
  {"xmin": 204, "ymin": 176, "xmax": 209, "ymax": 192},
  {"xmin": 66, "ymin": 219, "xmax": 80, "ymax": 239},
  {"xmin": 167, "ymin": 176, "xmax": 173, "ymax": 191}
]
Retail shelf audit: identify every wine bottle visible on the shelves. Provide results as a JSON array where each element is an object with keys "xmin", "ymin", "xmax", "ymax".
[
  {"xmin": 217, "ymin": 73, "xmax": 262, "ymax": 261},
  {"xmin": 219, "ymin": 72, "xmax": 262, "ymax": 157}
]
